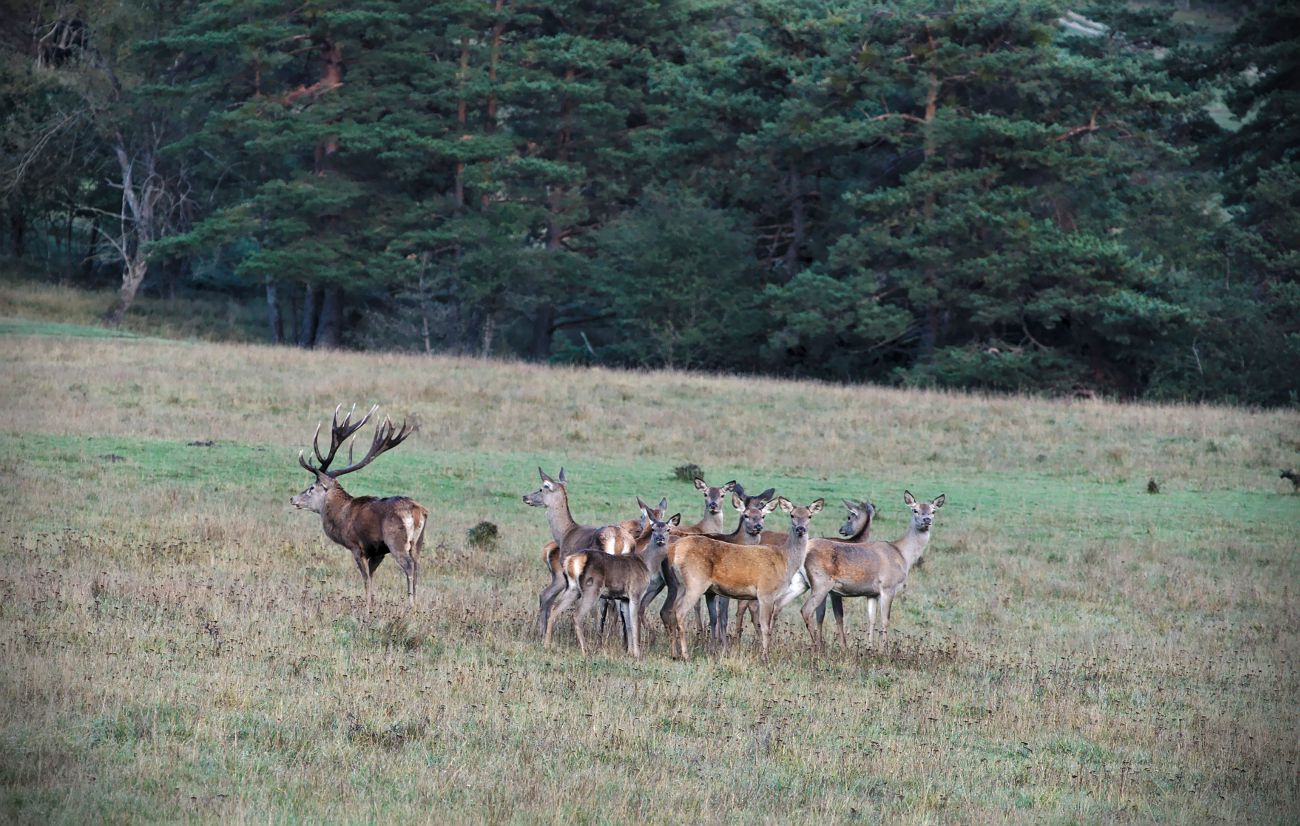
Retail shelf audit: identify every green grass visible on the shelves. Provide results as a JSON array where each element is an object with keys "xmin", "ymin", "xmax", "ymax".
[{"xmin": 0, "ymin": 313, "xmax": 1297, "ymax": 822}]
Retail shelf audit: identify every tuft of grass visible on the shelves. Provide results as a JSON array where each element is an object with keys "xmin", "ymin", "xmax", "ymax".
[
  {"xmin": 673, "ymin": 463, "xmax": 704, "ymax": 482},
  {"xmin": 466, "ymin": 520, "xmax": 499, "ymax": 550}
]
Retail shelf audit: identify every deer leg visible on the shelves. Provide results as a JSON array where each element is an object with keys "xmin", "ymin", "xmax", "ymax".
[
  {"xmin": 714, "ymin": 596, "xmax": 731, "ymax": 642},
  {"xmin": 660, "ymin": 566, "xmax": 681, "ymax": 640},
  {"xmin": 831, "ymin": 593, "xmax": 847, "ymax": 649},
  {"xmin": 879, "ymin": 590, "xmax": 895, "ymax": 650},
  {"xmin": 704, "ymin": 593, "xmax": 720, "ymax": 646},
  {"xmin": 573, "ymin": 587, "xmax": 603, "ymax": 656},
  {"xmin": 693, "ymin": 600, "xmax": 705, "ymax": 640},
  {"xmin": 391, "ymin": 551, "xmax": 416, "ymax": 612},
  {"xmin": 757, "ymin": 597, "xmax": 775, "ymax": 661},
  {"xmin": 625, "ymin": 595, "xmax": 642, "ymax": 659},
  {"xmin": 536, "ymin": 567, "xmax": 567, "ymax": 639},
  {"xmin": 545, "ymin": 585, "xmax": 581, "ymax": 648},
  {"xmin": 866, "ymin": 598, "xmax": 878, "ymax": 649},
  {"xmin": 363, "ymin": 555, "xmax": 384, "ymax": 620},
  {"xmin": 801, "ymin": 584, "xmax": 833, "ymax": 651},
  {"xmin": 674, "ymin": 581, "xmax": 709, "ymax": 661}
]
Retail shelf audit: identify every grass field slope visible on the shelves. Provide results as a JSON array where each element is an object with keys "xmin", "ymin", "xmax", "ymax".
[{"xmin": 0, "ymin": 316, "xmax": 1297, "ymax": 823}]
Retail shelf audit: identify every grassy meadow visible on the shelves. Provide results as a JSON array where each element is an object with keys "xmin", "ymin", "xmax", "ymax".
[{"xmin": 0, "ymin": 310, "xmax": 1297, "ymax": 823}]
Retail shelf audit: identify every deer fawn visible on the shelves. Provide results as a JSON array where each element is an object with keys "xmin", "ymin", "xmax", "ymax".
[
  {"xmin": 545, "ymin": 509, "xmax": 681, "ymax": 658},
  {"xmin": 797, "ymin": 491, "xmax": 944, "ymax": 650},
  {"xmin": 668, "ymin": 497, "xmax": 824, "ymax": 660},
  {"xmin": 525, "ymin": 467, "xmax": 636, "ymax": 637},
  {"xmin": 290, "ymin": 404, "xmax": 426, "ymax": 619}
]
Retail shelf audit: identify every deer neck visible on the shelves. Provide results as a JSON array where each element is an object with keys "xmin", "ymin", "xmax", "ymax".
[
  {"xmin": 696, "ymin": 507, "xmax": 724, "ymax": 535},
  {"xmin": 780, "ymin": 529, "xmax": 811, "ymax": 585},
  {"xmin": 840, "ymin": 519, "xmax": 871, "ymax": 543},
  {"xmin": 320, "ymin": 486, "xmax": 354, "ymax": 542},
  {"xmin": 638, "ymin": 540, "xmax": 669, "ymax": 575},
  {"xmin": 894, "ymin": 523, "xmax": 932, "ymax": 572},
  {"xmin": 545, "ymin": 490, "xmax": 580, "ymax": 546}
]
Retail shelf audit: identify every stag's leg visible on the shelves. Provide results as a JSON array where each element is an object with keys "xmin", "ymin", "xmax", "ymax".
[
  {"xmin": 545, "ymin": 585, "xmax": 581, "ymax": 648},
  {"xmin": 392, "ymin": 551, "xmax": 416, "ymax": 612},
  {"xmin": 866, "ymin": 597, "xmax": 878, "ymax": 649},
  {"xmin": 831, "ymin": 593, "xmax": 847, "ymax": 649},
  {"xmin": 572, "ymin": 586, "xmax": 603, "ymax": 656}
]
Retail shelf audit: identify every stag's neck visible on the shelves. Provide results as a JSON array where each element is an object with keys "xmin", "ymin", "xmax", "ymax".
[
  {"xmin": 546, "ymin": 492, "xmax": 580, "ymax": 546},
  {"xmin": 320, "ymin": 486, "xmax": 355, "ymax": 543},
  {"xmin": 894, "ymin": 524, "xmax": 932, "ymax": 572}
]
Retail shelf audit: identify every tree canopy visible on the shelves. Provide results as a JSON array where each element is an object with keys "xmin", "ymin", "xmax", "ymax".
[{"xmin": 2, "ymin": 0, "xmax": 1294, "ymax": 405}]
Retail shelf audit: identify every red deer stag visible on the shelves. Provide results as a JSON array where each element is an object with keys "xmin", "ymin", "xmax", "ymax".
[
  {"xmin": 546, "ymin": 508, "xmax": 681, "ymax": 658},
  {"xmin": 525, "ymin": 467, "xmax": 636, "ymax": 637},
  {"xmin": 797, "ymin": 491, "xmax": 944, "ymax": 650},
  {"xmin": 290, "ymin": 404, "xmax": 425, "ymax": 619},
  {"xmin": 668, "ymin": 497, "xmax": 824, "ymax": 660}
]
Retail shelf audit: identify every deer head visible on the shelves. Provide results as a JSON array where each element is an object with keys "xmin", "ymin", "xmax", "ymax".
[
  {"xmin": 777, "ymin": 496, "xmax": 824, "ymax": 538},
  {"xmin": 292, "ymin": 404, "xmax": 416, "ymax": 512},
  {"xmin": 839, "ymin": 499, "xmax": 875, "ymax": 537},
  {"xmin": 693, "ymin": 477, "xmax": 737, "ymax": 516},
  {"xmin": 637, "ymin": 495, "xmax": 669, "ymax": 532},
  {"xmin": 523, "ymin": 467, "xmax": 568, "ymax": 508},
  {"xmin": 903, "ymin": 490, "xmax": 946, "ymax": 533},
  {"xmin": 644, "ymin": 509, "xmax": 681, "ymax": 549},
  {"xmin": 732, "ymin": 484, "xmax": 779, "ymax": 537}
]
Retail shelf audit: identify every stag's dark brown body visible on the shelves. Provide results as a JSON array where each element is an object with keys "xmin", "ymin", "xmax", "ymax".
[{"xmin": 291, "ymin": 404, "xmax": 425, "ymax": 618}]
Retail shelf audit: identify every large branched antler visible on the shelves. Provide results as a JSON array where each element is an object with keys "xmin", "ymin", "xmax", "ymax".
[{"xmin": 297, "ymin": 403, "xmax": 415, "ymax": 478}]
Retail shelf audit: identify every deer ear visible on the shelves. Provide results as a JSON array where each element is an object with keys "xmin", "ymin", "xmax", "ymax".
[
  {"xmin": 722, "ymin": 480, "xmax": 736, "ymax": 492},
  {"xmin": 775, "ymin": 496, "xmax": 793, "ymax": 513},
  {"xmin": 637, "ymin": 496, "xmax": 652, "ymax": 515},
  {"xmin": 658, "ymin": 497, "xmax": 668, "ymax": 511},
  {"xmin": 557, "ymin": 467, "xmax": 567, "ymax": 484},
  {"xmin": 758, "ymin": 487, "xmax": 776, "ymax": 503},
  {"xmin": 932, "ymin": 494, "xmax": 946, "ymax": 509},
  {"xmin": 693, "ymin": 477, "xmax": 707, "ymax": 492},
  {"xmin": 842, "ymin": 498, "xmax": 857, "ymax": 512},
  {"xmin": 732, "ymin": 491, "xmax": 745, "ymax": 510},
  {"xmin": 808, "ymin": 498, "xmax": 824, "ymax": 514},
  {"xmin": 903, "ymin": 490, "xmax": 917, "ymax": 507},
  {"xmin": 669, "ymin": 513, "xmax": 681, "ymax": 526}
]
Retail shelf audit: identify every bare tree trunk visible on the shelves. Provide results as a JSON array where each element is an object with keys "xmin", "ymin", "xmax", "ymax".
[
  {"xmin": 265, "ymin": 275, "xmax": 283, "ymax": 344},
  {"xmin": 81, "ymin": 223, "xmax": 97, "ymax": 281},
  {"xmin": 783, "ymin": 167, "xmax": 804, "ymax": 279},
  {"xmin": 104, "ymin": 259, "xmax": 148, "ymax": 327},
  {"xmin": 299, "ymin": 283, "xmax": 320, "ymax": 347},
  {"xmin": 481, "ymin": 314, "xmax": 495, "ymax": 358},
  {"xmin": 315, "ymin": 285, "xmax": 343, "ymax": 348}
]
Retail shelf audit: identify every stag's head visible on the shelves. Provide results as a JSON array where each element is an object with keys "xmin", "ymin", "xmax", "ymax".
[
  {"xmin": 523, "ymin": 467, "xmax": 567, "ymax": 509},
  {"xmin": 292, "ymin": 404, "xmax": 416, "ymax": 512},
  {"xmin": 778, "ymin": 496, "xmax": 824, "ymax": 538},
  {"xmin": 694, "ymin": 477, "xmax": 737, "ymax": 516},
  {"xmin": 904, "ymin": 491, "xmax": 946, "ymax": 533},
  {"xmin": 732, "ymin": 482, "xmax": 779, "ymax": 537},
  {"xmin": 839, "ymin": 499, "xmax": 875, "ymax": 537}
]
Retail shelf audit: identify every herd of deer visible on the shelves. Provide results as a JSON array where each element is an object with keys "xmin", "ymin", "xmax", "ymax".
[{"xmin": 290, "ymin": 405, "xmax": 945, "ymax": 661}]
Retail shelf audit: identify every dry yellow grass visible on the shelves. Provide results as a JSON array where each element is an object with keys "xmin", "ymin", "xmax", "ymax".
[{"xmin": 0, "ymin": 325, "xmax": 1297, "ymax": 823}]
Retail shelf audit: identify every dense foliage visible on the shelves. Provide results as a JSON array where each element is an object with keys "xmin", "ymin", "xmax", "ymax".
[{"xmin": 1, "ymin": 0, "xmax": 1295, "ymax": 404}]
